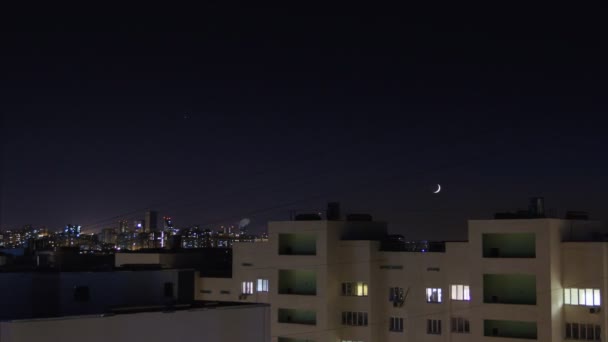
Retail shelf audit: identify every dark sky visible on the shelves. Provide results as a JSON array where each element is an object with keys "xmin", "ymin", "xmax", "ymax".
[{"xmin": 2, "ymin": 4, "xmax": 608, "ymax": 239}]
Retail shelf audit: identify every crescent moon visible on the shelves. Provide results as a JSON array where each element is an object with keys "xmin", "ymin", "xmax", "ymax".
[{"xmin": 433, "ymin": 184, "xmax": 441, "ymax": 194}]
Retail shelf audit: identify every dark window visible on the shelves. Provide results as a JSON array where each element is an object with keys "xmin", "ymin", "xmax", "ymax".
[
  {"xmin": 164, "ymin": 282, "xmax": 174, "ymax": 297},
  {"xmin": 427, "ymin": 319, "xmax": 442, "ymax": 334},
  {"xmin": 74, "ymin": 286, "xmax": 90, "ymax": 302}
]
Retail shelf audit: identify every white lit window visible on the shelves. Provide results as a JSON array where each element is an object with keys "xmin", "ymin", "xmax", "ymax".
[
  {"xmin": 242, "ymin": 281, "xmax": 253, "ymax": 294},
  {"xmin": 257, "ymin": 279, "xmax": 269, "ymax": 292},
  {"xmin": 450, "ymin": 284, "xmax": 471, "ymax": 301},
  {"xmin": 426, "ymin": 288, "xmax": 442, "ymax": 303},
  {"xmin": 341, "ymin": 282, "xmax": 368, "ymax": 297},
  {"xmin": 564, "ymin": 288, "xmax": 600, "ymax": 306}
]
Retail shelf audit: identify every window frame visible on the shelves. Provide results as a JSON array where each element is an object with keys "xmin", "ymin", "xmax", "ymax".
[
  {"xmin": 341, "ymin": 281, "xmax": 368, "ymax": 297},
  {"xmin": 389, "ymin": 317, "xmax": 404, "ymax": 332},
  {"xmin": 426, "ymin": 287, "xmax": 443, "ymax": 303},
  {"xmin": 564, "ymin": 288, "xmax": 601, "ymax": 306},
  {"xmin": 450, "ymin": 284, "xmax": 471, "ymax": 301},
  {"xmin": 427, "ymin": 319, "xmax": 442, "ymax": 335},
  {"xmin": 242, "ymin": 281, "xmax": 254, "ymax": 294},
  {"xmin": 257, "ymin": 279, "xmax": 269, "ymax": 292}
]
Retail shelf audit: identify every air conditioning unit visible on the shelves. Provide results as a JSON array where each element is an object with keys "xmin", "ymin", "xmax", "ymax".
[{"xmin": 590, "ymin": 307, "xmax": 601, "ymax": 314}]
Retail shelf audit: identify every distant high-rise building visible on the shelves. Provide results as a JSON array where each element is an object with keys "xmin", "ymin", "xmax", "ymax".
[
  {"xmin": 145, "ymin": 210, "xmax": 158, "ymax": 233},
  {"xmin": 118, "ymin": 220, "xmax": 130, "ymax": 233},
  {"xmin": 164, "ymin": 216, "xmax": 174, "ymax": 231},
  {"xmin": 100, "ymin": 228, "xmax": 117, "ymax": 245},
  {"xmin": 63, "ymin": 224, "xmax": 81, "ymax": 247}
]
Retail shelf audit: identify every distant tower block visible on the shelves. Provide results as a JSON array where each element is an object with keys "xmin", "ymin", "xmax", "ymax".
[
  {"xmin": 145, "ymin": 210, "xmax": 159, "ymax": 232},
  {"xmin": 327, "ymin": 202, "xmax": 341, "ymax": 221}
]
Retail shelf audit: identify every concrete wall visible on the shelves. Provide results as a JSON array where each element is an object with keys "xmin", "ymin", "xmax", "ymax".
[
  {"xmin": 0, "ymin": 269, "xmax": 191, "ymax": 320},
  {"xmin": 0, "ymin": 304, "xmax": 270, "ymax": 342}
]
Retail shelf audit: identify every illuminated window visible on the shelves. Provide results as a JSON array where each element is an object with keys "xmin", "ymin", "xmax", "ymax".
[
  {"xmin": 242, "ymin": 281, "xmax": 254, "ymax": 294},
  {"xmin": 564, "ymin": 288, "xmax": 600, "ymax": 306},
  {"xmin": 451, "ymin": 317, "xmax": 470, "ymax": 333},
  {"xmin": 426, "ymin": 288, "xmax": 442, "ymax": 303},
  {"xmin": 341, "ymin": 282, "xmax": 368, "ymax": 297},
  {"xmin": 389, "ymin": 317, "xmax": 404, "ymax": 332},
  {"xmin": 450, "ymin": 285, "xmax": 471, "ymax": 301},
  {"xmin": 257, "ymin": 279, "xmax": 269, "ymax": 292}
]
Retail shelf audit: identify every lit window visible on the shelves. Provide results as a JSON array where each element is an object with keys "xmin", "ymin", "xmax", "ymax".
[
  {"xmin": 564, "ymin": 288, "xmax": 600, "ymax": 306},
  {"xmin": 242, "ymin": 281, "xmax": 254, "ymax": 294},
  {"xmin": 451, "ymin": 317, "xmax": 470, "ymax": 333},
  {"xmin": 427, "ymin": 319, "xmax": 442, "ymax": 334},
  {"xmin": 389, "ymin": 317, "xmax": 404, "ymax": 332},
  {"xmin": 341, "ymin": 282, "xmax": 368, "ymax": 297},
  {"xmin": 450, "ymin": 284, "xmax": 471, "ymax": 301},
  {"xmin": 426, "ymin": 288, "xmax": 442, "ymax": 303},
  {"xmin": 257, "ymin": 279, "xmax": 269, "ymax": 292}
]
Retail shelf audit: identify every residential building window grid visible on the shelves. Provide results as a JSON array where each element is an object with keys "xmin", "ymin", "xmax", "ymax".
[
  {"xmin": 451, "ymin": 317, "xmax": 470, "ymax": 333},
  {"xmin": 450, "ymin": 284, "xmax": 470, "ymax": 301},
  {"xmin": 257, "ymin": 279, "xmax": 269, "ymax": 292},
  {"xmin": 564, "ymin": 288, "xmax": 601, "ymax": 306},
  {"xmin": 341, "ymin": 282, "xmax": 368, "ymax": 297},
  {"xmin": 565, "ymin": 322, "xmax": 601, "ymax": 340},
  {"xmin": 341, "ymin": 312, "xmax": 369, "ymax": 326},
  {"xmin": 242, "ymin": 281, "xmax": 254, "ymax": 294},
  {"xmin": 426, "ymin": 287, "xmax": 442, "ymax": 303},
  {"xmin": 389, "ymin": 317, "xmax": 404, "ymax": 332},
  {"xmin": 427, "ymin": 319, "xmax": 442, "ymax": 335}
]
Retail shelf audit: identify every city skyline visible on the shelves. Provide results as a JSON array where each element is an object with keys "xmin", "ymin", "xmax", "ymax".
[{"xmin": 3, "ymin": 4, "xmax": 608, "ymax": 242}]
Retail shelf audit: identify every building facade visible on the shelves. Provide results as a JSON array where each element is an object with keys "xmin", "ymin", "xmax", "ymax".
[{"xmin": 197, "ymin": 215, "xmax": 607, "ymax": 341}]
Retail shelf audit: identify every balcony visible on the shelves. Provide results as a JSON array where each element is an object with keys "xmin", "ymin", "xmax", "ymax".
[
  {"xmin": 279, "ymin": 270, "xmax": 317, "ymax": 295},
  {"xmin": 483, "ymin": 274, "xmax": 536, "ymax": 305},
  {"xmin": 482, "ymin": 233, "xmax": 535, "ymax": 258},
  {"xmin": 484, "ymin": 319, "xmax": 537, "ymax": 339},
  {"xmin": 278, "ymin": 308, "xmax": 317, "ymax": 325},
  {"xmin": 279, "ymin": 234, "xmax": 316, "ymax": 256}
]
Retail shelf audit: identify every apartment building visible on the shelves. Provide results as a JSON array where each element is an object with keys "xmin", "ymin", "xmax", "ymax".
[{"xmin": 197, "ymin": 202, "xmax": 607, "ymax": 341}]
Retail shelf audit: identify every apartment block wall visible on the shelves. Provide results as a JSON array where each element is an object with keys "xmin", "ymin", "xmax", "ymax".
[{"xmin": 198, "ymin": 218, "xmax": 606, "ymax": 342}]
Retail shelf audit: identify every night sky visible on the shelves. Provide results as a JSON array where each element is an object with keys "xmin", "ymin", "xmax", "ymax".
[{"xmin": 2, "ymin": 5, "xmax": 608, "ymax": 240}]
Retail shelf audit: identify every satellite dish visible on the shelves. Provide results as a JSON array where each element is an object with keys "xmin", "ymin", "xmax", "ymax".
[{"xmin": 239, "ymin": 218, "xmax": 251, "ymax": 229}]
